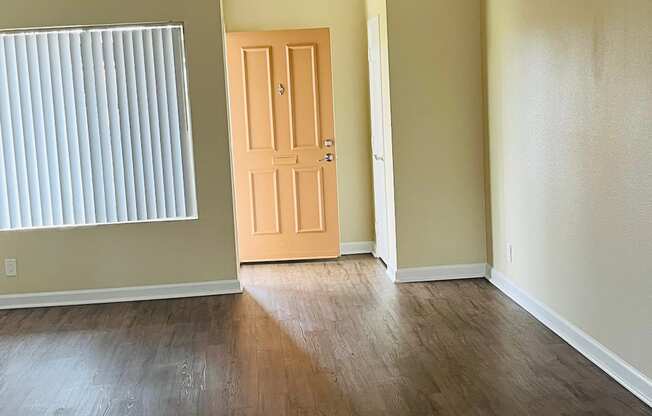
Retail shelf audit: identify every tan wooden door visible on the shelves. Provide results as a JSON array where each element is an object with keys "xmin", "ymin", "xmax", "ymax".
[{"xmin": 226, "ymin": 28, "xmax": 339, "ymax": 262}]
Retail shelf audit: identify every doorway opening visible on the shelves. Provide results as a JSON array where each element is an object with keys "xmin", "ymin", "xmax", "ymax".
[{"xmin": 225, "ymin": 28, "xmax": 340, "ymax": 263}]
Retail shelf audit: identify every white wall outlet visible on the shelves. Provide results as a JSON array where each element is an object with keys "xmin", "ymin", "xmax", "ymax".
[
  {"xmin": 507, "ymin": 244, "xmax": 514, "ymax": 264},
  {"xmin": 4, "ymin": 259, "xmax": 17, "ymax": 277}
]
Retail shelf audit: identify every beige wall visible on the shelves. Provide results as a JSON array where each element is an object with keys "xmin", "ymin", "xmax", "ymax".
[
  {"xmin": 0, "ymin": 0, "xmax": 238, "ymax": 294},
  {"xmin": 221, "ymin": 0, "xmax": 374, "ymax": 244},
  {"xmin": 386, "ymin": 0, "xmax": 487, "ymax": 269},
  {"xmin": 486, "ymin": 0, "xmax": 652, "ymax": 378}
]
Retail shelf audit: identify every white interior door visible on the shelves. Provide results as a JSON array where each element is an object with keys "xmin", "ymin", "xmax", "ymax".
[{"xmin": 367, "ymin": 16, "xmax": 389, "ymax": 264}]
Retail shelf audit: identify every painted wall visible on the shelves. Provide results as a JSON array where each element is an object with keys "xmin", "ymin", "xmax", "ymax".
[
  {"xmin": 221, "ymin": 0, "xmax": 374, "ymax": 244},
  {"xmin": 386, "ymin": 0, "xmax": 487, "ymax": 269},
  {"xmin": 486, "ymin": 0, "xmax": 652, "ymax": 378},
  {"xmin": 0, "ymin": 0, "xmax": 238, "ymax": 294}
]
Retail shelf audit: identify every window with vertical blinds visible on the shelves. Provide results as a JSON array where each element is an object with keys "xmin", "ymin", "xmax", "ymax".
[{"xmin": 0, "ymin": 23, "xmax": 197, "ymax": 231}]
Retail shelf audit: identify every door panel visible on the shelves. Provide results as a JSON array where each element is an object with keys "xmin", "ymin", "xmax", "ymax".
[
  {"xmin": 286, "ymin": 45, "xmax": 320, "ymax": 149},
  {"xmin": 227, "ymin": 29, "xmax": 339, "ymax": 262},
  {"xmin": 368, "ymin": 16, "xmax": 389, "ymax": 264},
  {"xmin": 292, "ymin": 167, "xmax": 325, "ymax": 233},
  {"xmin": 241, "ymin": 47, "xmax": 276, "ymax": 151},
  {"xmin": 248, "ymin": 169, "xmax": 280, "ymax": 235}
]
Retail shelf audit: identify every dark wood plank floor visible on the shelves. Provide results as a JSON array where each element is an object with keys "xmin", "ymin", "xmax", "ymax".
[{"xmin": 0, "ymin": 255, "xmax": 649, "ymax": 415}]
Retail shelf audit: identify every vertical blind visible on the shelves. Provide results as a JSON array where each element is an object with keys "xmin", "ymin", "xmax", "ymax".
[{"xmin": 0, "ymin": 23, "xmax": 197, "ymax": 231}]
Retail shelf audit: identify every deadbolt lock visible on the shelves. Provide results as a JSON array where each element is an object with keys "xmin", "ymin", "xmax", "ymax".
[{"xmin": 323, "ymin": 138, "xmax": 334, "ymax": 148}]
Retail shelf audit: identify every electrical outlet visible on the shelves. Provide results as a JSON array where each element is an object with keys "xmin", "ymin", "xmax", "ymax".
[
  {"xmin": 4, "ymin": 259, "xmax": 17, "ymax": 277},
  {"xmin": 507, "ymin": 244, "xmax": 513, "ymax": 264}
]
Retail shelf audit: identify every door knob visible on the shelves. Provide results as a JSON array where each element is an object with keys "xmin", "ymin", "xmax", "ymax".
[{"xmin": 319, "ymin": 153, "xmax": 334, "ymax": 162}]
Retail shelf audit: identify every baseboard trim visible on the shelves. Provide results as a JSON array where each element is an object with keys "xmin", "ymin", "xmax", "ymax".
[
  {"xmin": 395, "ymin": 263, "xmax": 488, "ymax": 283},
  {"xmin": 0, "ymin": 279, "xmax": 243, "ymax": 310},
  {"xmin": 488, "ymin": 268, "xmax": 652, "ymax": 408},
  {"xmin": 340, "ymin": 241, "xmax": 375, "ymax": 256}
]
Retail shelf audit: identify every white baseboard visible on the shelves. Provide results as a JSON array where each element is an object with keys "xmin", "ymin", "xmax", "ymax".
[
  {"xmin": 340, "ymin": 241, "xmax": 375, "ymax": 255},
  {"xmin": 488, "ymin": 268, "xmax": 652, "ymax": 408},
  {"xmin": 395, "ymin": 263, "xmax": 488, "ymax": 283},
  {"xmin": 0, "ymin": 279, "xmax": 242, "ymax": 310}
]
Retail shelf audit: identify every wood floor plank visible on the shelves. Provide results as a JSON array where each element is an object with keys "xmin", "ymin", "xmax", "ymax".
[{"xmin": 0, "ymin": 255, "xmax": 649, "ymax": 415}]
